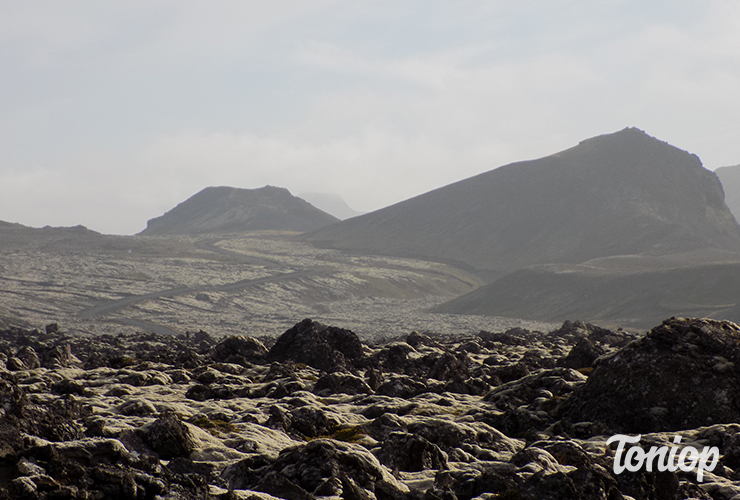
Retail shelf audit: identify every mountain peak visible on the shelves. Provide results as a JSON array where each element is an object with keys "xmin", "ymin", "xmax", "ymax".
[
  {"xmin": 139, "ymin": 185, "xmax": 339, "ymax": 235},
  {"xmin": 306, "ymin": 129, "xmax": 740, "ymax": 275}
]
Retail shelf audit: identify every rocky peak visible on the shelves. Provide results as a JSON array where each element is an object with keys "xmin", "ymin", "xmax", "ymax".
[{"xmin": 139, "ymin": 185, "xmax": 339, "ymax": 235}]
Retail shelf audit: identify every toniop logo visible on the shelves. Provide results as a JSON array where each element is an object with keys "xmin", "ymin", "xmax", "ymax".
[{"xmin": 607, "ymin": 434, "xmax": 719, "ymax": 482}]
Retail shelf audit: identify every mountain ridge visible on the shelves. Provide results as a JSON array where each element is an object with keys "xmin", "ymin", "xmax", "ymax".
[{"xmin": 305, "ymin": 127, "xmax": 740, "ymax": 276}]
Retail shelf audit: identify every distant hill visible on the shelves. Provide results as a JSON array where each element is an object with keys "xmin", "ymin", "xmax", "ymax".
[
  {"xmin": 0, "ymin": 221, "xmax": 101, "ymax": 250},
  {"xmin": 139, "ymin": 186, "xmax": 339, "ymax": 236},
  {"xmin": 298, "ymin": 192, "xmax": 363, "ymax": 220},
  {"xmin": 306, "ymin": 128, "xmax": 740, "ymax": 277},
  {"xmin": 715, "ymin": 164, "xmax": 740, "ymax": 223}
]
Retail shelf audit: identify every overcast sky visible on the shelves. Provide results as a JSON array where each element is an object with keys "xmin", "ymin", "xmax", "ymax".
[{"xmin": 2, "ymin": 1, "xmax": 740, "ymax": 235}]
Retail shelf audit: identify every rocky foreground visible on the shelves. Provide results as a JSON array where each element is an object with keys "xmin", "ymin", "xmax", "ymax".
[{"xmin": 3, "ymin": 317, "xmax": 740, "ymax": 499}]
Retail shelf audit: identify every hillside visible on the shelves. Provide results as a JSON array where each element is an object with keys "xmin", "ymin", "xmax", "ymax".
[
  {"xmin": 306, "ymin": 128, "xmax": 740, "ymax": 277},
  {"xmin": 434, "ymin": 251, "xmax": 740, "ymax": 329},
  {"xmin": 140, "ymin": 186, "xmax": 339, "ymax": 235},
  {"xmin": 715, "ymin": 164, "xmax": 740, "ymax": 223}
]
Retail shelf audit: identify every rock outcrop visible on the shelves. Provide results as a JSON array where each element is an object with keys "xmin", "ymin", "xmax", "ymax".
[
  {"xmin": 3, "ymin": 317, "xmax": 740, "ymax": 499},
  {"xmin": 565, "ymin": 317, "xmax": 740, "ymax": 433},
  {"xmin": 267, "ymin": 318, "xmax": 365, "ymax": 372}
]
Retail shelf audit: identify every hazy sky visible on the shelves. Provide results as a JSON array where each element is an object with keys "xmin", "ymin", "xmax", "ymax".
[{"xmin": 2, "ymin": 1, "xmax": 740, "ymax": 235}]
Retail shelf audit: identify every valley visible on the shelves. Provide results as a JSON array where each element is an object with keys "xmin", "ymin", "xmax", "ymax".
[{"xmin": 0, "ymin": 229, "xmax": 554, "ymax": 341}]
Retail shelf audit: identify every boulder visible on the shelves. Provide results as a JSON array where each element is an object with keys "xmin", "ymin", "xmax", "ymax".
[
  {"xmin": 140, "ymin": 413, "xmax": 195, "ymax": 459},
  {"xmin": 557, "ymin": 338, "xmax": 605, "ymax": 369},
  {"xmin": 225, "ymin": 439, "xmax": 409, "ymax": 499},
  {"xmin": 210, "ymin": 335, "xmax": 267, "ymax": 365},
  {"xmin": 267, "ymin": 319, "xmax": 364, "ymax": 372},
  {"xmin": 565, "ymin": 317, "xmax": 740, "ymax": 433},
  {"xmin": 374, "ymin": 432, "xmax": 447, "ymax": 472}
]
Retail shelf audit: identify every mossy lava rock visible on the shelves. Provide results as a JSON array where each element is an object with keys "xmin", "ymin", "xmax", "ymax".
[{"xmin": 564, "ymin": 317, "xmax": 740, "ymax": 433}]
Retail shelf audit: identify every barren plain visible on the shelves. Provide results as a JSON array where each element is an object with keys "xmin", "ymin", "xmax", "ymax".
[{"xmin": 0, "ymin": 229, "xmax": 556, "ymax": 341}]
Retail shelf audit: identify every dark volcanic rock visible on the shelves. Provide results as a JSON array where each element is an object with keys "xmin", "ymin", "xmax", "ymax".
[
  {"xmin": 3, "ymin": 318, "xmax": 738, "ymax": 500},
  {"xmin": 210, "ymin": 335, "xmax": 267, "ymax": 365},
  {"xmin": 557, "ymin": 337, "xmax": 605, "ymax": 369},
  {"xmin": 565, "ymin": 317, "xmax": 740, "ymax": 433},
  {"xmin": 267, "ymin": 318, "xmax": 365, "ymax": 372},
  {"xmin": 313, "ymin": 372, "xmax": 373, "ymax": 396},
  {"xmin": 374, "ymin": 432, "xmax": 447, "ymax": 472},
  {"xmin": 141, "ymin": 413, "xmax": 195, "ymax": 459},
  {"xmin": 224, "ymin": 439, "xmax": 409, "ymax": 498}
]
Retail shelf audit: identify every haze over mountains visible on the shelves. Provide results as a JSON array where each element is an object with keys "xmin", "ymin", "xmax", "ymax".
[
  {"xmin": 4, "ymin": 127, "xmax": 740, "ymax": 330},
  {"xmin": 306, "ymin": 128, "xmax": 740, "ymax": 277},
  {"xmin": 715, "ymin": 164, "xmax": 740, "ymax": 223},
  {"xmin": 298, "ymin": 192, "xmax": 363, "ymax": 220},
  {"xmin": 139, "ymin": 185, "xmax": 339, "ymax": 235}
]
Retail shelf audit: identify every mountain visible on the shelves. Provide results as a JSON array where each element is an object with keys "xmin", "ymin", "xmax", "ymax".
[
  {"xmin": 298, "ymin": 192, "xmax": 363, "ymax": 220},
  {"xmin": 305, "ymin": 128, "xmax": 740, "ymax": 277},
  {"xmin": 715, "ymin": 164, "xmax": 740, "ymax": 223},
  {"xmin": 139, "ymin": 186, "xmax": 339, "ymax": 236}
]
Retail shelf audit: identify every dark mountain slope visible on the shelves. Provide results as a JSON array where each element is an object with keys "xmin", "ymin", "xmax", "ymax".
[
  {"xmin": 434, "ymin": 256, "xmax": 740, "ymax": 329},
  {"xmin": 139, "ymin": 186, "xmax": 339, "ymax": 235},
  {"xmin": 306, "ymin": 128, "xmax": 740, "ymax": 276}
]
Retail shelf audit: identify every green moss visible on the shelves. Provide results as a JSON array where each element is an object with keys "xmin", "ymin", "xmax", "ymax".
[
  {"xmin": 309, "ymin": 425, "xmax": 367, "ymax": 443},
  {"xmin": 189, "ymin": 417, "xmax": 237, "ymax": 436},
  {"xmin": 331, "ymin": 426, "xmax": 366, "ymax": 442}
]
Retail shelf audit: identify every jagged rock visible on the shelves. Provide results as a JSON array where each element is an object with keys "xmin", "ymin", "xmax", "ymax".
[
  {"xmin": 211, "ymin": 335, "xmax": 267, "ymax": 365},
  {"xmin": 267, "ymin": 319, "xmax": 364, "ymax": 372},
  {"xmin": 226, "ymin": 439, "xmax": 409, "ymax": 498},
  {"xmin": 374, "ymin": 432, "xmax": 447, "ymax": 472},
  {"xmin": 565, "ymin": 317, "xmax": 740, "ymax": 433},
  {"xmin": 313, "ymin": 372, "xmax": 373, "ymax": 396},
  {"xmin": 119, "ymin": 398, "xmax": 158, "ymax": 416},
  {"xmin": 406, "ymin": 419, "xmax": 523, "ymax": 461},
  {"xmin": 140, "ymin": 413, "xmax": 195, "ymax": 459},
  {"xmin": 51, "ymin": 379, "xmax": 89, "ymax": 396},
  {"xmin": 286, "ymin": 406, "xmax": 338, "ymax": 439},
  {"xmin": 406, "ymin": 331, "xmax": 442, "ymax": 349},
  {"xmin": 372, "ymin": 342, "xmax": 418, "ymax": 374},
  {"xmin": 485, "ymin": 367, "xmax": 587, "ymax": 410},
  {"xmin": 428, "ymin": 351, "xmax": 470, "ymax": 381},
  {"xmin": 557, "ymin": 337, "xmax": 605, "ymax": 369},
  {"xmin": 376, "ymin": 374, "xmax": 436, "ymax": 398},
  {"xmin": 479, "ymin": 327, "xmax": 534, "ymax": 346},
  {"xmin": 491, "ymin": 361, "xmax": 530, "ymax": 384},
  {"xmin": 0, "ymin": 319, "xmax": 737, "ymax": 500},
  {"xmin": 39, "ymin": 343, "xmax": 73, "ymax": 368}
]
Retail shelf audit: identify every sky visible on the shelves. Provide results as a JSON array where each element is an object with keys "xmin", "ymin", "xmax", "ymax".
[{"xmin": 2, "ymin": 1, "xmax": 740, "ymax": 235}]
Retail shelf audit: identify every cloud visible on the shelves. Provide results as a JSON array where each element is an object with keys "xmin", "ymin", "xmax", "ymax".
[{"xmin": 2, "ymin": 1, "xmax": 740, "ymax": 234}]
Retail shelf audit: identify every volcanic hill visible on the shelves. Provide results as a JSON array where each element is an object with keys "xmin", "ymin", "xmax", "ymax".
[
  {"xmin": 140, "ymin": 186, "xmax": 339, "ymax": 235},
  {"xmin": 306, "ymin": 128, "xmax": 740, "ymax": 277}
]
